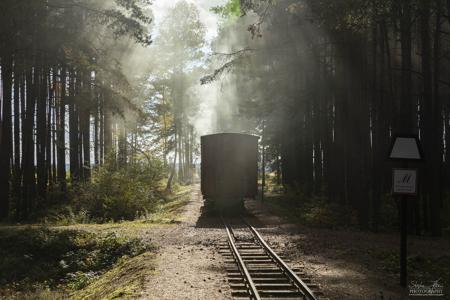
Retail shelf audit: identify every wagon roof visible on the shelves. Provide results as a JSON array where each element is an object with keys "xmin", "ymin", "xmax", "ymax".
[{"xmin": 201, "ymin": 132, "xmax": 259, "ymax": 139}]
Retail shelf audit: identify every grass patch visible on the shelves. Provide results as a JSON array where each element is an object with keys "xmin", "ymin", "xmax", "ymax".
[
  {"xmin": 72, "ymin": 252, "xmax": 155, "ymax": 300},
  {"xmin": 138, "ymin": 185, "xmax": 191, "ymax": 224},
  {"xmin": 0, "ymin": 226, "xmax": 152, "ymax": 299}
]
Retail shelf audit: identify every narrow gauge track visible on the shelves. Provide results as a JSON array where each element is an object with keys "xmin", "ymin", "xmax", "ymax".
[{"xmin": 220, "ymin": 218, "xmax": 327, "ymax": 300}]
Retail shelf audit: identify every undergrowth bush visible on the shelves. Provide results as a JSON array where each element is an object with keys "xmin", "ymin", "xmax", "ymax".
[
  {"xmin": 53, "ymin": 156, "xmax": 167, "ymax": 223},
  {"xmin": 266, "ymin": 189, "xmax": 356, "ymax": 228}
]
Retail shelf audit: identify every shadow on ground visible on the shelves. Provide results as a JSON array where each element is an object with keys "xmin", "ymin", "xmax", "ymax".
[{"xmin": 195, "ymin": 199, "xmax": 266, "ymax": 228}]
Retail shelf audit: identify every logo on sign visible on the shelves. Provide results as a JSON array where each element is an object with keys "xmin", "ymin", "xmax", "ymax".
[
  {"xmin": 401, "ymin": 174, "xmax": 411, "ymax": 183},
  {"xmin": 392, "ymin": 169, "xmax": 417, "ymax": 195}
]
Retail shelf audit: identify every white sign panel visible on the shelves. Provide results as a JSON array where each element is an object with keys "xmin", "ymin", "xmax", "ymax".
[{"xmin": 392, "ymin": 169, "xmax": 417, "ymax": 195}]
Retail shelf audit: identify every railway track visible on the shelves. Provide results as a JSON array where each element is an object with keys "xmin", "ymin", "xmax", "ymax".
[{"xmin": 219, "ymin": 218, "xmax": 327, "ymax": 300}]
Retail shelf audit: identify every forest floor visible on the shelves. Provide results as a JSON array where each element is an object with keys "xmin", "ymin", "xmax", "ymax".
[
  {"xmin": 129, "ymin": 185, "xmax": 449, "ymax": 300},
  {"xmin": 247, "ymin": 197, "xmax": 450, "ymax": 300},
  {"xmin": 62, "ymin": 184, "xmax": 233, "ymax": 299},
  {"xmin": 1, "ymin": 186, "xmax": 448, "ymax": 299},
  {"xmin": 139, "ymin": 186, "xmax": 232, "ymax": 299},
  {"xmin": 0, "ymin": 185, "xmax": 233, "ymax": 300}
]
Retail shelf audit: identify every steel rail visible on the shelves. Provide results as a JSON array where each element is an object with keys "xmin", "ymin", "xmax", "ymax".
[
  {"xmin": 243, "ymin": 219, "xmax": 318, "ymax": 300},
  {"xmin": 225, "ymin": 222, "xmax": 262, "ymax": 300}
]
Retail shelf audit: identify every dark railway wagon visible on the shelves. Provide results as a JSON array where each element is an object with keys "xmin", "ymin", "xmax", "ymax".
[{"xmin": 201, "ymin": 133, "xmax": 259, "ymax": 210}]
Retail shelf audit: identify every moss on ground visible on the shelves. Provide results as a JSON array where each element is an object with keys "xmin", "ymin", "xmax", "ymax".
[
  {"xmin": 72, "ymin": 252, "xmax": 155, "ymax": 300},
  {"xmin": 0, "ymin": 227, "xmax": 151, "ymax": 299}
]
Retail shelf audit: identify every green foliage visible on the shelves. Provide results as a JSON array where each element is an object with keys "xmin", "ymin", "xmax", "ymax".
[
  {"xmin": 36, "ymin": 155, "xmax": 168, "ymax": 224},
  {"xmin": 156, "ymin": 0, "xmax": 206, "ymax": 70},
  {"xmin": 68, "ymin": 157, "xmax": 167, "ymax": 222},
  {"xmin": 211, "ymin": 0, "xmax": 241, "ymax": 18},
  {"xmin": 0, "ymin": 227, "xmax": 148, "ymax": 297},
  {"xmin": 209, "ymin": 0, "xmax": 246, "ymax": 35},
  {"xmin": 265, "ymin": 190, "xmax": 356, "ymax": 228}
]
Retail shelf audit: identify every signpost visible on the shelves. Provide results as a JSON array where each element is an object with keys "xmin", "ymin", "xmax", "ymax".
[{"xmin": 388, "ymin": 135, "xmax": 423, "ymax": 287}]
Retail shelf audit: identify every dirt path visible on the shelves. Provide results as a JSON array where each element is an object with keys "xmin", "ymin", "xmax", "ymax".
[
  {"xmin": 244, "ymin": 198, "xmax": 404, "ymax": 299},
  {"xmin": 141, "ymin": 186, "xmax": 232, "ymax": 300},
  {"xmin": 244, "ymin": 199, "xmax": 449, "ymax": 300},
  {"xmin": 140, "ymin": 188, "xmax": 448, "ymax": 300}
]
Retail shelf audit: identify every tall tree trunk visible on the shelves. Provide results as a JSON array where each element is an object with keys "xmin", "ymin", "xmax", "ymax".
[
  {"xmin": 52, "ymin": 107, "xmax": 57, "ymax": 186},
  {"xmin": 166, "ymin": 128, "xmax": 178, "ymax": 192},
  {"xmin": 22, "ymin": 66, "xmax": 37, "ymax": 219},
  {"xmin": 69, "ymin": 72, "xmax": 79, "ymax": 181},
  {"xmin": 303, "ymin": 98, "xmax": 314, "ymax": 195},
  {"xmin": 430, "ymin": 2, "xmax": 443, "ymax": 236},
  {"xmin": 77, "ymin": 74, "xmax": 84, "ymax": 180},
  {"xmin": 81, "ymin": 74, "xmax": 91, "ymax": 179},
  {"xmin": 13, "ymin": 61, "xmax": 22, "ymax": 218},
  {"xmin": 0, "ymin": 52, "xmax": 13, "ymax": 219},
  {"xmin": 118, "ymin": 119, "xmax": 127, "ymax": 167},
  {"xmin": 94, "ymin": 93, "xmax": 99, "ymax": 166},
  {"xmin": 99, "ymin": 95, "xmax": 105, "ymax": 165},
  {"xmin": 162, "ymin": 88, "xmax": 168, "ymax": 167},
  {"xmin": 371, "ymin": 20, "xmax": 382, "ymax": 232},
  {"xmin": 399, "ymin": 0, "xmax": 416, "ymax": 233},
  {"xmin": 103, "ymin": 89, "xmax": 113, "ymax": 162},
  {"xmin": 334, "ymin": 36, "xmax": 350, "ymax": 205},
  {"xmin": 420, "ymin": 0, "xmax": 432, "ymax": 235},
  {"xmin": 46, "ymin": 70, "xmax": 53, "ymax": 188},
  {"xmin": 36, "ymin": 61, "xmax": 47, "ymax": 201},
  {"xmin": 399, "ymin": 0, "xmax": 413, "ymax": 133},
  {"xmin": 177, "ymin": 123, "xmax": 184, "ymax": 182},
  {"xmin": 57, "ymin": 67, "xmax": 67, "ymax": 190},
  {"xmin": 50, "ymin": 71, "xmax": 57, "ymax": 185}
]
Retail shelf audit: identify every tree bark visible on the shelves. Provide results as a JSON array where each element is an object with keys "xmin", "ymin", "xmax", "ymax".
[
  {"xmin": 13, "ymin": 60, "xmax": 22, "ymax": 218},
  {"xmin": 22, "ymin": 66, "xmax": 37, "ymax": 219},
  {"xmin": 57, "ymin": 67, "xmax": 67, "ymax": 189},
  {"xmin": 69, "ymin": 72, "xmax": 79, "ymax": 181},
  {"xmin": 81, "ymin": 73, "xmax": 91, "ymax": 179},
  {"xmin": 36, "ymin": 61, "xmax": 47, "ymax": 200},
  {"xmin": 430, "ymin": 2, "xmax": 443, "ymax": 236},
  {"xmin": 399, "ymin": 0, "xmax": 413, "ymax": 133},
  {"xmin": 420, "ymin": 0, "xmax": 432, "ymax": 235},
  {"xmin": 104, "ymin": 108, "xmax": 112, "ymax": 160},
  {"xmin": 166, "ymin": 128, "xmax": 178, "ymax": 192},
  {"xmin": 0, "ymin": 53, "xmax": 13, "ymax": 219}
]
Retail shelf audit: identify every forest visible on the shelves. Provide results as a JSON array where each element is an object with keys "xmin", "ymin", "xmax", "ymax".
[
  {"xmin": 0, "ymin": 0, "xmax": 449, "ymax": 298},
  {"xmin": 203, "ymin": 0, "xmax": 450, "ymax": 236},
  {"xmin": 2, "ymin": 0, "xmax": 447, "ymax": 232},
  {"xmin": 0, "ymin": 0, "xmax": 203, "ymax": 222}
]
